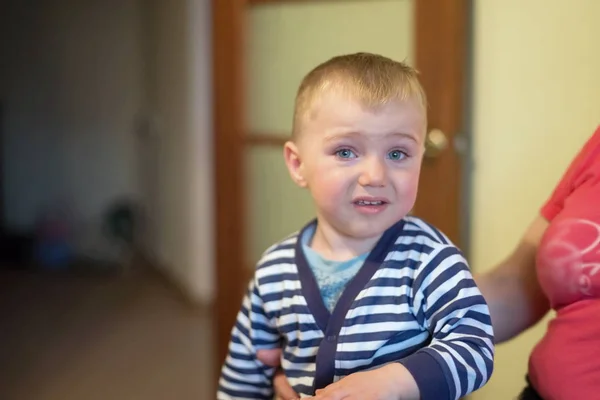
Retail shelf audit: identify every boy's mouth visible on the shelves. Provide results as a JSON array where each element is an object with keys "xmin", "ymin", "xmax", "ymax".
[
  {"xmin": 352, "ymin": 197, "xmax": 390, "ymax": 207},
  {"xmin": 352, "ymin": 197, "xmax": 389, "ymax": 215},
  {"xmin": 354, "ymin": 200, "xmax": 385, "ymax": 206}
]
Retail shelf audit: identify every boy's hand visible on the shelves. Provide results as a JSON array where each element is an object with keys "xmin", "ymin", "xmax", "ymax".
[
  {"xmin": 256, "ymin": 348, "xmax": 283, "ymax": 368},
  {"xmin": 309, "ymin": 363, "xmax": 419, "ymax": 400},
  {"xmin": 256, "ymin": 349, "xmax": 300, "ymax": 400}
]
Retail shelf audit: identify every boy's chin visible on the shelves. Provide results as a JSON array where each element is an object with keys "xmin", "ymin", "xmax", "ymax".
[{"xmin": 339, "ymin": 220, "xmax": 399, "ymax": 240}]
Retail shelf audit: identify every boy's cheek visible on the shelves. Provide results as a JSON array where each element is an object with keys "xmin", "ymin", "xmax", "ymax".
[
  {"xmin": 309, "ymin": 181, "xmax": 346, "ymax": 210},
  {"xmin": 393, "ymin": 169, "xmax": 421, "ymax": 191}
]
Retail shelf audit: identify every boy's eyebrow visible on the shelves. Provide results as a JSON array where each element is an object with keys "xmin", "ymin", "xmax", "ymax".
[
  {"xmin": 386, "ymin": 132, "xmax": 419, "ymax": 142},
  {"xmin": 323, "ymin": 131, "xmax": 419, "ymax": 143},
  {"xmin": 323, "ymin": 131, "xmax": 360, "ymax": 142}
]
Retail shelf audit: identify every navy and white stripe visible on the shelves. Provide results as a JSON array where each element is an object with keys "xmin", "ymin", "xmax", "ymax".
[{"xmin": 217, "ymin": 217, "xmax": 495, "ymax": 400}]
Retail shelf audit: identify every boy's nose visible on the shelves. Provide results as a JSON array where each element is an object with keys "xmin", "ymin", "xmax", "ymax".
[{"xmin": 358, "ymin": 157, "xmax": 387, "ymax": 187}]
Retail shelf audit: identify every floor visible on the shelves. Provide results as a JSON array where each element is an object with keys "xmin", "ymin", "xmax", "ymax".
[{"xmin": 0, "ymin": 265, "xmax": 214, "ymax": 400}]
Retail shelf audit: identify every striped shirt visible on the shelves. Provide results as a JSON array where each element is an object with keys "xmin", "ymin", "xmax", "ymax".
[{"xmin": 218, "ymin": 217, "xmax": 495, "ymax": 399}]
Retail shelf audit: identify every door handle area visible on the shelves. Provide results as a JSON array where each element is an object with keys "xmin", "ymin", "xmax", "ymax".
[{"xmin": 424, "ymin": 128, "xmax": 449, "ymax": 159}]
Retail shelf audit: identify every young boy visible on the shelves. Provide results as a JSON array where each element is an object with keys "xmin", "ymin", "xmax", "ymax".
[{"xmin": 217, "ymin": 53, "xmax": 494, "ymax": 400}]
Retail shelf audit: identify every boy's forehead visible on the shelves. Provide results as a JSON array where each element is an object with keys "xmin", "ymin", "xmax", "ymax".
[
  {"xmin": 309, "ymin": 92, "xmax": 425, "ymax": 128},
  {"xmin": 312, "ymin": 88, "xmax": 423, "ymax": 115}
]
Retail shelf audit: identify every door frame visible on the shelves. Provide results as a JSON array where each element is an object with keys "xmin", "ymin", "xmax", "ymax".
[{"xmin": 211, "ymin": 0, "xmax": 470, "ymax": 375}]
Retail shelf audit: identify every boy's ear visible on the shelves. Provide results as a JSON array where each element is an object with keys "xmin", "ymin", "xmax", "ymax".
[{"xmin": 283, "ymin": 141, "xmax": 307, "ymax": 188}]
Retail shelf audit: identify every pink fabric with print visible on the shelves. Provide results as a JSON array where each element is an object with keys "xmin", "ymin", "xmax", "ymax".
[{"xmin": 529, "ymin": 126, "xmax": 600, "ymax": 399}]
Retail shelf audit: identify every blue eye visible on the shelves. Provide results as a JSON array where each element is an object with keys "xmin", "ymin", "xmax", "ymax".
[
  {"xmin": 388, "ymin": 150, "xmax": 406, "ymax": 161},
  {"xmin": 336, "ymin": 149, "xmax": 357, "ymax": 159}
]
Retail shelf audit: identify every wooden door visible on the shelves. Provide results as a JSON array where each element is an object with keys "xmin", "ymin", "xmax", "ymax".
[{"xmin": 212, "ymin": 0, "xmax": 469, "ymax": 375}]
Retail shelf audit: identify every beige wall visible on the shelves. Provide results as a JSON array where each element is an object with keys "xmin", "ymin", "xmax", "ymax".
[
  {"xmin": 471, "ymin": 1, "xmax": 600, "ymax": 398},
  {"xmin": 146, "ymin": 0, "xmax": 214, "ymax": 303}
]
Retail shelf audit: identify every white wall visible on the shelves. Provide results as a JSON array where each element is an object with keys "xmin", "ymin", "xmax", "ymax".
[
  {"xmin": 145, "ymin": 0, "xmax": 214, "ymax": 303},
  {"xmin": 0, "ymin": 0, "xmax": 145, "ymax": 261},
  {"xmin": 470, "ymin": 1, "xmax": 600, "ymax": 398}
]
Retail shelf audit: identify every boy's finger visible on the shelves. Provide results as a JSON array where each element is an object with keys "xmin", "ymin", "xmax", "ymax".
[{"xmin": 273, "ymin": 369, "xmax": 300, "ymax": 400}]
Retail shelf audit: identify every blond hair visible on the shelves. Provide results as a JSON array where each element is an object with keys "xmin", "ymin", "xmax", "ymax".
[{"xmin": 292, "ymin": 52, "xmax": 427, "ymax": 139}]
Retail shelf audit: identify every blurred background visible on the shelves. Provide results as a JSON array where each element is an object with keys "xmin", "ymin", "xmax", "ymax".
[{"xmin": 0, "ymin": 0, "xmax": 598, "ymax": 399}]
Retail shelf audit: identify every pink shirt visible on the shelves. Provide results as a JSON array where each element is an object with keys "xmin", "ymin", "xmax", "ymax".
[{"xmin": 529, "ymin": 126, "xmax": 600, "ymax": 399}]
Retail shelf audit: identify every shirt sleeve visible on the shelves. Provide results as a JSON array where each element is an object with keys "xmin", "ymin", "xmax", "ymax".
[
  {"xmin": 541, "ymin": 125, "xmax": 600, "ymax": 221},
  {"xmin": 217, "ymin": 277, "xmax": 281, "ymax": 400},
  {"xmin": 399, "ymin": 246, "xmax": 495, "ymax": 400}
]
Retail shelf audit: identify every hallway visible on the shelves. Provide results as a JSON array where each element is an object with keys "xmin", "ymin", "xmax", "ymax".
[{"xmin": 0, "ymin": 267, "xmax": 214, "ymax": 400}]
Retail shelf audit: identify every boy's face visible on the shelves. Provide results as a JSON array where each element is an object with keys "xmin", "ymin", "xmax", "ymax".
[{"xmin": 285, "ymin": 91, "xmax": 426, "ymax": 241}]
